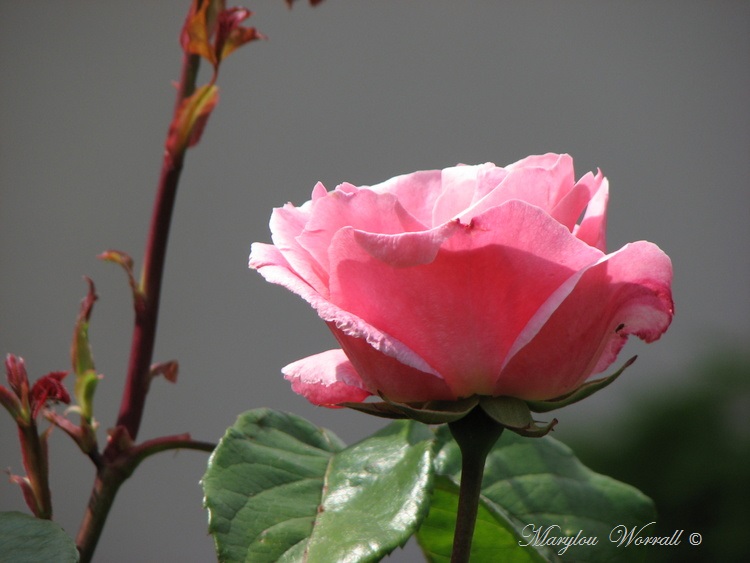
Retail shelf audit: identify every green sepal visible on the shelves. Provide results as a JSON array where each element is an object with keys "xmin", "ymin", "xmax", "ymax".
[
  {"xmin": 338, "ymin": 400, "xmax": 411, "ymax": 420},
  {"xmin": 479, "ymin": 397, "xmax": 557, "ymax": 438},
  {"xmin": 340, "ymin": 396, "xmax": 479, "ymax": 424},
  {"xmin": 526, "ymin": 356, "xmax": 637, "ymax": 414}
]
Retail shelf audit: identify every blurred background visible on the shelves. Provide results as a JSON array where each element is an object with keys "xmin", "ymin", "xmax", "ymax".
[{"xmin": 1, "ymin": 1, "xmax": 748, "ymax": 561}]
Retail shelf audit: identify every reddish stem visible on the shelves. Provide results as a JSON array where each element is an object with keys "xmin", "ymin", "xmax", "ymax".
[
  {"xmin": 112, "ymin": 53, "xmax": 200, "ymax": 444},
  {"xmin": 76, "ymin": 52, "xmax": 203, "ymax": 562},
  {"xmin": 76, "ymin": 435, "xmax": 215, "ymax": 563}
]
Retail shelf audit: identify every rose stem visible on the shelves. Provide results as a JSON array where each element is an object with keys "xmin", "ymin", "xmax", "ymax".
[
  {"xmin": 75, "ymin": 437, "xmax": 215, "ymax": 563},
  {"xmin": 447, "ymin": 407, "xmax": 504, "ymax": 563},
  {"xmin": 75, "ymin": 50, "xmax": 202, "ymax": 563},
  {"xmin": 114, "ymin": 51, "xmax": 200, "ymax": 442}
]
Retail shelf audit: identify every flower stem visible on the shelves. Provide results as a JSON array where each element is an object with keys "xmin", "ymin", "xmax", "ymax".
[
  {"xmin": 76, "ymin": 50, "xmax": 203, "ymax": 562},
  {"xmin": 113, "ymin": 51, "xmax": 201, "ymax": 445},
  {"xmin": 447, "ymin": 407, "xmax": 504, "ymax": 563},
  {"xmin": 75, "ymin": 437, "xmax": 215, "ymax": 563}
]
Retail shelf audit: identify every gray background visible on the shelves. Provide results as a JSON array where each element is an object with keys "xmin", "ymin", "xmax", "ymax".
[{"xmin": 1, "ymin": 1, "xmax": 748, "ymax": 561}]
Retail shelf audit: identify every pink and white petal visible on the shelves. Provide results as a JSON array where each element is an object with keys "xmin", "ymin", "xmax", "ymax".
[
  {"xmin": 349, "ymin": 220, "xmax": 462, "ymax": 268},
  {"xmin": 269, "ymin": 203, "xmax": 329, "ymax": 295},
  {"xmin": 506, "ymin": 152, "xmax": 571, "ymax": 174},
  {"xmin": 496, "ymin": 241, "xmax": 673, "ymax": 400},
  {"xmin": 367, "ymin": 169, "xmax": 442, "ymax": 228},
  {"xmin": 505, "ymin": 153, "xmax": 576, "ymax": 207},
  {"xmin": 432, "ymin": 164, "xmax": 508, "ymax": 226},
  {"xmin": 282, "ymin": 349, "xmax": 371, "ymax": 406},
  {"xmin": 329, "ymin": 327, "xmax": 456, "ymax": 403},
  {"xmin": 250, "ymin": 242, "xmax": 443, "ymax": 381},
  {"xmin": 249, "ymin": 241, "xmax": 292, "ymax": 272},
  {"xmin": 329, "ymin": 200, "xmax": 603, "ymax": 398},
  {"xmin": 457, "ymin": 154, "xmax": 576, "ymax": 222},
  {"xmin": 334, "ymin": 182, "xmax": 359, "ymax": 195},
  {"xmin": 311, "ymin": 181, "xmax": 328, "ymax": 201},
  {"xmin": 573, "ymin": 176, "xmax": 609, "ymax": 251},
  {"xmin": 549, "ymin": 170, "xmax": 605, "ymax": 234},
  {"xmin": 297, "ymin": 188, "xmax": 425, "ymax": 275}
]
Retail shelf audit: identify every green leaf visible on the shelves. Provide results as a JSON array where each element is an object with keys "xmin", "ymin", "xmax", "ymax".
[
  {"xmin": 417, "ymin": 476, "xmax": 550, "ymax": 563},
  {"xmin": 420, "ymin": 426, "xmax": 656, "ymax": 562},
  {"xmin": 304, "ymin": 419, "xmax": 434, "ymax": 562},
  {"xmin": 0, "ymin": 511, "xmax": 79, "ymax": 562},
  {"xmin": 71, "ymin": 279, "xmax": 98, "ymax": 422},
  {"xmin": 202, "ymin": 409, "xmax": 435, "ymax": 562}
]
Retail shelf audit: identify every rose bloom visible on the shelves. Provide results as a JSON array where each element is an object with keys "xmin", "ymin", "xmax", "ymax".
[{"xmin": 250, "ymin": 154, "xmax": 673, "ymax": 406}]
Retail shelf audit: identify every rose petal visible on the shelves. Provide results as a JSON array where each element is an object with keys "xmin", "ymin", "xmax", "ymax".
[
  {"xmin": 269, "ymin": 201, "xmax": 328, "ymax": 295},
  {"xmin": 328, "ymin": 327, "xmax": 456, "ymax": 403},
  {"xmin": 328, "ymin": 200, "xmax": 603, "ymax": 398},
  {"xmin": 549, "ymin": 169, "xmax": 606, "ymax": 235},
  {"xmin": 297, "ymin": 187, "xmax": 425, "ymax": 275},
  {"xmin": 497, "ymin": 240, "xmax": 673, "ymax": 400},
  {"xmin": 432, "ymin": 163, "xmax": 509, "ymax": 226},
  {"xmin": 250, "ymin": 242, "xmax": 444, "ymax": 380},
  {"xmin": 573, "ymin": 175, "xmax": 609, "ymax": 251},
  {"xmin": 457, "ymin": 153, "xmax": 576, "ymax": 223},
  {"xmin": 367, "ymin": 169, "xmax": 443, "ymax": 227},
  {"xmin": 282, "ymin": 349, "xmax": 371, "ymax": 406},
  {"xmin": 349, "ymin": 220, "xmax": 461, "ymax": 268}
]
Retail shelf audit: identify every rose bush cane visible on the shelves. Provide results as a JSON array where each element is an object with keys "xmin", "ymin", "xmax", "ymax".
[
  {"xmin": 0, "ymin": 1, "xmax": 307, "ymax": 561},
  {"xmin": 249, "ymin": 154, "xmax": 674, "ymax": 561}
]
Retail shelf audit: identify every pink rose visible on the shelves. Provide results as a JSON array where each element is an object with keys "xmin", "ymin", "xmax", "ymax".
[{"xmin": 250, "ymin": 154, "xmax": 673, "ymax": 407}]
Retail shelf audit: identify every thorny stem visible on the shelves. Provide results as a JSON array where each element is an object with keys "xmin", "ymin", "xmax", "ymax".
[
  {"xmin": 75, "ymin": 436, "xmax": 215, "ymax": 563},
  {"xmin": 113, "ymin": 52, "xmax": 201, "ymax": 443},
  {"xmin": 75, "ymin": 50, "xmax": 204, "ymax": 562}
]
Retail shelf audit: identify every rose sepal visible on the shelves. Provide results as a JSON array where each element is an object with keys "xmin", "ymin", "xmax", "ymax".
[
  {"xmin": 339, "ymin": 396, "xmax": 479, "ymax": 424},
  {"xmin": 478, "ymin": 396, "xmax": 557, "ymax": 438},
  {"xmin": 339, "ymin": 394, "xmax": 557, "ymax": 435},
  {"xmin": 526, "ymin": 355, "xmax": 637, "ymax": 414},
  {"xmin": 339, "ymin": 356, "xmax": 634, "ymax": 433}
]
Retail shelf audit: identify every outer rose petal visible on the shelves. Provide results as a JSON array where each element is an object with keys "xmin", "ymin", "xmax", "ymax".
[
  {"xmin": 496, "ymin": 241, "xmax": 673, "ymax": 400},
  {"xmin": 549, "ymin": 170, "xmax": 606, "ymax": 236},
  {"xmin": 269, "ymin": 202, "xmax": 328, "ymax": 295},
  {"xmin": 328, "ymin": 200, "xmax": 603, "ymax": 398},
  {"xmin": 250, "ymin": 242, "xmax": 445, "ymax": 381},
  {"xmin": 329, "ymin": 327, "xmax": 456, "ymax": 403},
  {"xmin": 573, "ymin": 175, "xmax": 609, "ymax": 251},
  {"xmin": 297, "ymin": 187, "xmax": 425, "ymax": 275},
  {"xmin": 282, "ymin": 349, "xmax": 370, "ymax": 406}
]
